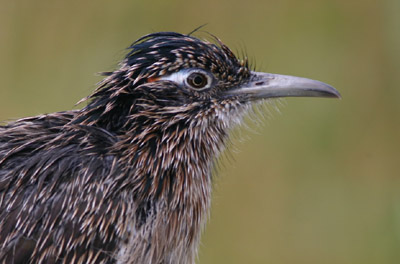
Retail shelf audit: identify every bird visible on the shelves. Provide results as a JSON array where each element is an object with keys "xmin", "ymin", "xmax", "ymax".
[{"xmin": 0, "ymin": 31, "xmax": 340, "ymax": 264}]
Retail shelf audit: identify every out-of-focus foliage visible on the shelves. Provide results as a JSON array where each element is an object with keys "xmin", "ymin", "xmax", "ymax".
[{"xmin": 1, "ymin": 0, "xmax": 399, "ymax": 263}]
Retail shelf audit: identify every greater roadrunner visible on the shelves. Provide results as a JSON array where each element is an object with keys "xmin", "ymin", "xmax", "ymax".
[{"xmin": 0, "ymin": 32, "xmax": 340, "ymax": 264}]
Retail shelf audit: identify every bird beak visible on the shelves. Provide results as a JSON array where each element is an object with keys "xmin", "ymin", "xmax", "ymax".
[{"xmin": 226, "ymin": 72, "xmax": 341, "ymax": 100}]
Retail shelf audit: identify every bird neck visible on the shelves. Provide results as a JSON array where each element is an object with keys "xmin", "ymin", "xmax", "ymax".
[
  {"xmin": 114, "ymin": 117, "xmax": 228, "ymax": 205},
  {"xmin": 109, "ymin": 118, "xmax": 229, "ymax": 263},
  {"xmin": 73, "ymin": 94, "xmax": 238, "ymax": 263}
]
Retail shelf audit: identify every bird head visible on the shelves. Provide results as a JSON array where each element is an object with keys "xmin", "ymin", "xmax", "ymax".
[{"xmin": 76, "ymin": 32, "xmax": 340, "ymax": 140}]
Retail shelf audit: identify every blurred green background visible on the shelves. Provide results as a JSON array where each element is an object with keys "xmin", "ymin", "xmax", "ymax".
[{"xmin": 1, "ymin": 0, "xmax": 399, "ymax": 263}]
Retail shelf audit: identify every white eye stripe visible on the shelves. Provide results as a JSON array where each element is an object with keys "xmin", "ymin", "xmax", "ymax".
[{"xmin": 160, "ymin": 69, "xmax": 214, "ymax": 91}]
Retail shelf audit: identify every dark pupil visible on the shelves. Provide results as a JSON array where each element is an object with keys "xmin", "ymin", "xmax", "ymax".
[{"xmin": 188, "ymin": 73, "xmax": 207, "ymax": 88}]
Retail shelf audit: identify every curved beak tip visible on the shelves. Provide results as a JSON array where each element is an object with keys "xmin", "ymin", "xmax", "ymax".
[{"xmin": 312, "ymin": 82, "xmax": 341, "ymax": 99}]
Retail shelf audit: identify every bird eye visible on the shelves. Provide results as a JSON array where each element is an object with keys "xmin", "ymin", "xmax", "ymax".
[
  {"xmin": 159, "ymin": 68, "xmax": 213, "ymax": 91},
  {"xmin": 187, "ymin": 72, "xmax": 208, "ymax": 89}
]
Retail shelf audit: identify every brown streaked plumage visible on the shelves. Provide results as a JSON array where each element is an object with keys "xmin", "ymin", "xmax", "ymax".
[{"xmin": 0, "ymin": 31, "xmax": 340, "ymax": 264}]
